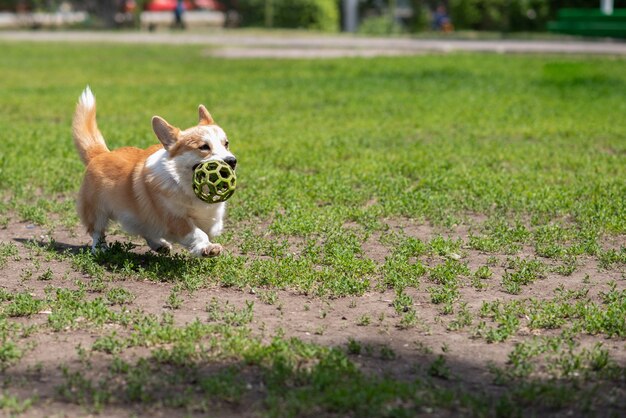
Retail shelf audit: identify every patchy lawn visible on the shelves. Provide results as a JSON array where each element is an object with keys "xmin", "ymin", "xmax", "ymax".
[{"xmin": 0, "ymin": 41, "xmax": 625, "ymax": 417}]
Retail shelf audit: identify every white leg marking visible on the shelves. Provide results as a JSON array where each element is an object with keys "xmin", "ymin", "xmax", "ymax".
[
  {"xmin": 146, "ymin": 237, "xmax": 172, "ymax": 253},
  {"xmin": 91, "ymin": 232, "xmax": 106, "ymax": 253},
  {"xmin": 208, "ymin": 218, "xmax": 224, "ymax": 240},
  {"xmin": 181, "ymin": 228, "xmax": 210, "ymax": 257}
]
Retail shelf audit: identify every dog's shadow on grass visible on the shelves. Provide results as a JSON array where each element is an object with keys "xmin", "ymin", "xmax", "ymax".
[
  {"xmin": 15, "ymin": 238, "xmax": 216, "ymax": 283},
  {"xmin": 14, "ymin": 237, "xmax": 85, "ymax": 256}
]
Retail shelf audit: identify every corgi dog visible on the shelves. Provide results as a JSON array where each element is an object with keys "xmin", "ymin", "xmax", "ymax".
[{"xmin": 72, "ymin": 87, "xmax": 236, "ymax": 257}]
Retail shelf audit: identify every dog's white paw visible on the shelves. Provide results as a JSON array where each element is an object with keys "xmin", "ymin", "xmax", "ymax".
[{"xmin": 200, "ymin": 243, "xmax": 223, "ymax": 257}]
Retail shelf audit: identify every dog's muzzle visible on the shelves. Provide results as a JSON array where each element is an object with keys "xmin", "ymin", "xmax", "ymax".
[{"xmin": 223, "ymin": 156, "xmax": 237, "ymax": 170}]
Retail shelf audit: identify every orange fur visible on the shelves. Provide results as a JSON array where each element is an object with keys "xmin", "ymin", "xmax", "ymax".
[{"xmin": 72, "ymin": 87, "xmax": 236, "ymax": 257}]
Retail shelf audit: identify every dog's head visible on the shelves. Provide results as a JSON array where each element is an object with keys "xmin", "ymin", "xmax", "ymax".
[{"xmin": 151, "ymin": 105, "xmax": 237, "ymax": 174}]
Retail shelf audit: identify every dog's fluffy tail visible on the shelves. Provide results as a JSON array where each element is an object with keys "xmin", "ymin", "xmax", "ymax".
[{"xmin": 72, "ymin": 86, "xmax": 109, "ymax": 165}]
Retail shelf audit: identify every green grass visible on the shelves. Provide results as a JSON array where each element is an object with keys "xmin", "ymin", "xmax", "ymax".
[
  {"xmin": 0, "ymin": 41, "xmax": 625, "ymax": 416},
  {"xmin": 0, "ymin": 392, "xmax": 33, "ymax": 415},
  {"xmin": 501, "ymin": 257, "xmax": 547, "ymax": 294},
  {"xmin": 1, "ymin": 44, "xmax": 625, "ymax": 288},
  {"xmin": 0, "ymin": 317, "xmax": 25, "ymax": 371},
  {"xmin": 1, "ymin": 44, "xmax": 625, "ymax": 233},
  {"xmin": 475, "ymin": 282, "xmax": 626, "ymax": 342}
]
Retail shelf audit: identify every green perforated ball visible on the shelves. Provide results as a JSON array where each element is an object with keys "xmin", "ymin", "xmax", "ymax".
[{"xmin": 192, "ymin": 160, "xmax": 236, "ymax": 203}]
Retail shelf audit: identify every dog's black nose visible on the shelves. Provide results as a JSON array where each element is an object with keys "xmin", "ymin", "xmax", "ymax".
[{"xmin": 223, "ymin": 156, "xmax": 237, "ymax": 170}]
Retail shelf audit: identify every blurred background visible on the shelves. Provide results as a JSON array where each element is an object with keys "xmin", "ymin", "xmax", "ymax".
[{"xmin": 0, "ymin": 0, "xmax": 625, "ymax": 39}]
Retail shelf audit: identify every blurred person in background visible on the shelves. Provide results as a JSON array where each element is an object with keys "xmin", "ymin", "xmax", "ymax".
[
  {"xmin": 432, "ymin": 3, "xmax": 453, "ymax": 32},
  {"xmin": 173, "ymin": 0, "xmax": 185, "ymax": 28}
]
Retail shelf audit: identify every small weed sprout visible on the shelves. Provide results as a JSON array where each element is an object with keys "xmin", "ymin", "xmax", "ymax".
[
  {"xmin": 346, "ymin": 338, "xmax": 362, "ymax": 355},
  {"xmin": 166, "ymin": 289, "xmax": 183, "ymax": 310},
  {"xmin": 356, "ymin": 314, "xmax": 371, "ymax": 326},
  {"xmin": 380, "ymin": 345, "xmax": 396, "ymax": 360},
  {"xmin": 428, "ymin": 355, "xmax": 451, "ymax": 379},
  {"xmin": 37, "ymin": 268, "xmax": 54, "ymax": 281}
]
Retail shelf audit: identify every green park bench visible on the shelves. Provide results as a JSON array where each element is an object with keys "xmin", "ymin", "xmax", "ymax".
[{"xmin": 548, "ymin": 8, "xmax": 626, "ymax": 38}]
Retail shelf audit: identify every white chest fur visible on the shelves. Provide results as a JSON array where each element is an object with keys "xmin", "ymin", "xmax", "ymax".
[{"xmin": 145, "ymin": 148, "xmax": 226, "ymax": 238}]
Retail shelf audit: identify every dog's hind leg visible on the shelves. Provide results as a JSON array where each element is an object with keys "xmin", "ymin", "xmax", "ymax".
[
  {"xmin": 145, "ymin": 237, "xmax": 173, "ymax": 254},
  {"xmin": 91, "ymin": 231, "xmax": 107, "ymax": 252},
  {"xmin": 78, "ymin": 178, "xmax": 110, "ymax": 252},
  {"xmin": 78, "ymin": 200, "xmax": 108, "ymax": 253},
  {"xmin": 82, "ymin": 216, "xmax": 108, "ymax": 253},
  {"xmin": 89, "ymin": 213, "xmax": 109, "ymax": 253}
]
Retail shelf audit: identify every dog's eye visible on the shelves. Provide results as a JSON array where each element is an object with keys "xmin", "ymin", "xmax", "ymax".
[
  {"xmin": 199, "ymin": 144, "xmax": 210, "ymax": 151},
  {"xmin": 224, "ymin": 141, "xmax": 229, "ymax": 149}
]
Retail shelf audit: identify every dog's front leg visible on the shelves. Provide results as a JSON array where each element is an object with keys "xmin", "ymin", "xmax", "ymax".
[
  {"xmin": 182, "ymin": 228, "xmax": 222, "ymax": 257},
  {"xmin": 170, "ymin": 217, "xmax": 222, "ymax": 257}
]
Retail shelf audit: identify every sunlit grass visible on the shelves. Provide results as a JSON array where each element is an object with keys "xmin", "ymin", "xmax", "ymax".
[{"xmin": 0, "ymin": 41, "xmax": 625, "ymax": 416}]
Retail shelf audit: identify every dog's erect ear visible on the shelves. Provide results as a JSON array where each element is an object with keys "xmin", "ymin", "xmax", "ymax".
[
  {"xmin": 198, "ymin": 105, "xmax": 215, "ymax": 125},
  {"xmin": 152, "ymin": 116, "xmax": 180, "ymax": 150}
]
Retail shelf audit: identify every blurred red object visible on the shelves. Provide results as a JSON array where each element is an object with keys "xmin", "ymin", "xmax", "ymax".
[
  {"xmin": 145, "ymin": 0, "xmax": 222, "ymax": 11},
  {"xmin": 145, "ymin": 1, "xmax": 192, "ymax": 11},
  {"xmin": 194, "ymin": 0, "xmax": 224, "ymax": 10}
]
